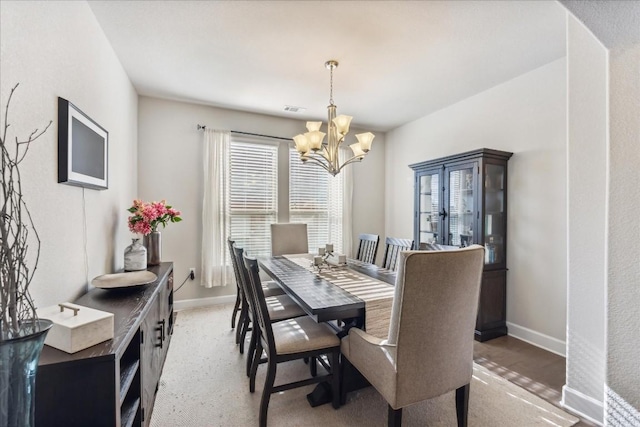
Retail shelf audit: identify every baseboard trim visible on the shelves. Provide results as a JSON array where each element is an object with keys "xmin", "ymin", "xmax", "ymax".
[
  {"xmin": 506, "ymin": 321, "xmax": 566, "ymax": 356},
  {"xmin": 174, "ymin": 295, "xmax": 236, "ymax": 311},
  {"xmin": 562, "ymin": 385, "xmax": 604, "ymax": 425}
]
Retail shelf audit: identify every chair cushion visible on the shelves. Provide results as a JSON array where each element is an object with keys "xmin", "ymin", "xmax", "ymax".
[
  {"xmin": 265, "ymin": 294, "xmax": 306, "ymax": 321},
  {"xmin": 273, "ymin": 316, "xmax": 340, "ymax": 355},
  {"xmin": 262, "ymin": 280, "xmax": 285, "ymax": 297}
]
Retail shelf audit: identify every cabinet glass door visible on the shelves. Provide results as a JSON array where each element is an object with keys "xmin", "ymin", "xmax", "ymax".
[
  {"xmin": 447, "ymin": 165, "xmax": 476, "ymax": 247},
  {"xmin": 484, "ymin": 163, "xmax": 506, "ymax": 266},
  {"xmin": 418, "ymin": 172, "xmax": 440, "ymax": 247}
]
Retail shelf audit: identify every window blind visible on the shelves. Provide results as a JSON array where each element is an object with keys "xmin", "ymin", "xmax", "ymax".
[
  {"xmin": 289, "ymin": 148, "xmax": 344, "ymax": 254},
  {"xmin": 227, "ymin": 141, "xmax": 278, "ymax": 257}
]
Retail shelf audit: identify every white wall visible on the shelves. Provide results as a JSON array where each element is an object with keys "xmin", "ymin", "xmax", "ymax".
[
  {"xmin": 385, "ymin": 58, "xmax": 568, "ymax": 352},
  {"xmin": 563, "ymin": 15, "xmax": 607, "ymax": 424},
  {"xmin": 138, "ymin": 96, "xmax": 385, "ymax": 303},
  {"xmin": 606, "ymin": 42, "xmax": 640, "ymax": 425},
  {"xmin": 0, "ymin": 1, "xmax": 138, "ymax": 306}
]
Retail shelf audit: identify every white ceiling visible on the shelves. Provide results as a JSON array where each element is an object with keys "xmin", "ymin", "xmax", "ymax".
[
  {"xmin": 88, "ymin": 0, "xmax": 566, "ymax": 132},
  {"xmin": 560, "ymin": 0, "xmax": 640, "ymax": 49}
]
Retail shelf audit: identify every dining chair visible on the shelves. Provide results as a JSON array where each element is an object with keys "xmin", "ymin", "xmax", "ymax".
[
  {"xmin": 229, "ymin": 242, "xmax": 304, "ymax": 359},
  {"xmin": 341, "ymin": 245, "xmax": 485, "ymax": 427},
  {"xmin": 227, "ymin": 238, "xmax": 284, "ymax": 334},
  {"xmin": 270, "ymin": 223, "xmax": 309, "ymax": 256},
  {"xmin": 381, "ymin": 237, "xmax": 414, "ymax": 271},
  {"xmin": 356, "ymin": 233, "xmax": 380, "ymax": 264},
  {"xmin": 243, "ymin": 253, "xmax": 341, "ymax": 427}
]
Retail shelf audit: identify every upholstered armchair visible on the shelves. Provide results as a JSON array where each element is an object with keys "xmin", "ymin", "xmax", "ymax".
[{"xmin": 341, "ymin": 245, "xmax": 485, "ymax": 427}]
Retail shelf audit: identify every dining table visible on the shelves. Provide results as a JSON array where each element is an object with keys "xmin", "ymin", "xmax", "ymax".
[
  {"xmin": 257, "ymin": 254, "xmax": 398, "ymax": 338},
  {"xmin": 257, "ymin": 253, "xmax": 399, "ymax": 407}
]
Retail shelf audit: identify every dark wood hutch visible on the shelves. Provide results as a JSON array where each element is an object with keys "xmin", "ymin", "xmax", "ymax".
[{"xmin": 410, "ymin": 149, "xmax": 513, "ymax": 341}]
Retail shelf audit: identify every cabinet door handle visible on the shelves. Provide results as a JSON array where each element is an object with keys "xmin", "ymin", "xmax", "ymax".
[
  {"xmin": 155, "ymin": 319, "xmax": 165, "ymax": 348},
  {"xmin": 438, "ymin": 209, "xmax": 447, "ymax": 218}
]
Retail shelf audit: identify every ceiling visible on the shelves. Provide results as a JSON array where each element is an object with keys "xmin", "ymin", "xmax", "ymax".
[
  {"xmin": 88, "ymin": 1, "xmax": 566, "ymax": 132},
  {"xmin": 560, "ymin": 0, "xmax": 640, "ymax": 49}
]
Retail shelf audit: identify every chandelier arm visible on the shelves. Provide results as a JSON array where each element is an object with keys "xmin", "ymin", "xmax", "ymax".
[
  {"xmin": 308, "ymin": 145, "xmax": 337, "ymax": 171},
  {"xmin": 319, "ymin": 144, "xmax": 332, "ymax": 159},
  {"xmin": 335, "ymin": 154, "xmax": 367, "ymax": 174},
  {"xmin": 304, "ymin": 154, "xmax": 334, "ymax": 174}
]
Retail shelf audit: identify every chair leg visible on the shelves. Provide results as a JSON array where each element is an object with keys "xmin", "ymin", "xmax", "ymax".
[
  {"xmin": 331, "ymin": 350, "xmax": 340, "ymax": 409},
  {"xmin": 239, "ymin": 315, "xmax": 250, "ymax": 354},
  {"xmin": 231, "ymin": 289, "xmax": 241, "ymax": 328},
  {"xmin": 259, "ymin": 359, "xmax": 277, "ymax": 427},
  {"xmin": 388, "ymin": 405, "xmax": 402, "ymax": 427},
  {"xmin": 235, "ymin": 304, "xmax": 247, "ymax": 344},
  {"xmin": 246, "ymin": 327, "xmax": 257, "ymax": 377},
  {"xmin": 455, "ymin": 383, "xmax": 470, "ymax": 427},
  {"xmin": 250, "ymin": 341, "xmax": 262, "ymax": 393}
]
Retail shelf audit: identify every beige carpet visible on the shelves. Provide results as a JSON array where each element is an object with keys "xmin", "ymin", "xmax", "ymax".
[{"xmin": 151, "ymin": 305, "xmax": 579, "ymax": 427}]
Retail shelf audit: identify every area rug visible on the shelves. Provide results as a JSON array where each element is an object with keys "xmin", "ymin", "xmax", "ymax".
[{"xmin": 151, "ymin": 305, "xmax": 579, "ymax": 427}]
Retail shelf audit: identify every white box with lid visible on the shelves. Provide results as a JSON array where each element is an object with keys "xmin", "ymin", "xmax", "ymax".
[{"xmin": 37, "ymin": 302, "xmax": 114, "ymax": 353}]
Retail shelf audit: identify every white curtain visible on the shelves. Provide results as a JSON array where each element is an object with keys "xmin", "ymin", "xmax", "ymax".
[
  {"xmin": 201, "ymin": 129, "xmax": 232, "ymax": 287},
  {"xmin": 340, "ymin": 148, "xmax": 354, "ymax": 258}
]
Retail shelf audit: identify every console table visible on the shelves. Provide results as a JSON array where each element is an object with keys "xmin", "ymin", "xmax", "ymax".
[{"xmin": 35, "ymin": 262, "xmax": 174, "ymax": 427}]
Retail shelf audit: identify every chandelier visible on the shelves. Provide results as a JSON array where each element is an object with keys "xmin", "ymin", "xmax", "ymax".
[{"xmin": 293, "ymin": 60, "xmax": 374, "ymax": 176}]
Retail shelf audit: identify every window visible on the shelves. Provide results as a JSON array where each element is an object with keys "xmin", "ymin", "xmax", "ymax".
[
  {"xmin": 289, "ymin": 148, "xmax": 344, "ymax": 254},
  {"xmin": 227, "ymin": 140, "xmax": 278, "ymax": 257},
  {"xmin": 225, "ymin": 137, "xmax": 347, "ymax": 257}
]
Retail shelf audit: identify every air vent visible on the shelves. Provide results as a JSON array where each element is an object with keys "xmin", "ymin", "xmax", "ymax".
[{"xmin": 284, "ymin": 105, "xmax": 306, "ymax": 113}]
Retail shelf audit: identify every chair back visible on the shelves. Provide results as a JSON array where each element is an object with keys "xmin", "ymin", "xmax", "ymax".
[
  {"xmin": 242, "ymin": 254, "xmax": 277, "ymax": 357},
  {"xmin": 227, "ymin": 238, "xmax": 242, "ymax": 291},
  {"xmin": 231, "ymin": 243, "xmax": 253, "ymax": 314},
  {"xmin": 270, "ymin": 223, "xmax": 309, "ymax": 256},
  {"xmin": 388, "ymin": 245, "xmax": 484, "ymax": 402},
  {"xmin": 356, "ymin": 233, "xmax": 379, "ymax": 264},
  {"xmin": 381, "ymin": 237, "xmax": 414, "ymax": 270}
]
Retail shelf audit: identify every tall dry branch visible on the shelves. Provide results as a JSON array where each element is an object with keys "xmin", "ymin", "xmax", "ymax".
[{"xmin": 0, "ymin": 83, "xmax": 51, "ymax": 340}]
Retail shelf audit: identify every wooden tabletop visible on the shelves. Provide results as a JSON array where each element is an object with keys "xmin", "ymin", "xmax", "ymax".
[{"xmin": 258, "ymin": 256, "xmax": 398, "ymax": 323}]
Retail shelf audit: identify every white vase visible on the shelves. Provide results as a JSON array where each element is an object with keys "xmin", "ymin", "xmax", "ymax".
[{"xmin": 124, "ymin": 238, "xmax": 147, "ymax": 271}]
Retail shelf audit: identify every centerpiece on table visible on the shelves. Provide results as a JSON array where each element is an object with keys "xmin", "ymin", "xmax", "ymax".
[{"xmin": 127, "ymin": 199, "xmax": 181, "ymax": 266}]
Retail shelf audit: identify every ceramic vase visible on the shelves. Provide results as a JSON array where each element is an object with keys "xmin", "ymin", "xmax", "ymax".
[
  {"xmin": 124, "ymin": 238, "xmax": 147, "ymax": 271},
  {"xmin": 144, "ymin": 231, "xmax": 162, "ymax": 266},
  {"xmin": 0, "ymin": 319, "xmax": 53, "ymax": 427}
]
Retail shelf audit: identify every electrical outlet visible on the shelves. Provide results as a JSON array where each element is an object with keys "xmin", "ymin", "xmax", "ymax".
[{"xmin": 189, "ymin": 268, "xmax": 196, "ymax": 280}]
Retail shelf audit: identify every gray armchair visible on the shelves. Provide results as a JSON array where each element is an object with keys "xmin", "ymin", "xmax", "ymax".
[{"xmin": 341, "ymin": 245, "xmax": 485, "ymax": 427}]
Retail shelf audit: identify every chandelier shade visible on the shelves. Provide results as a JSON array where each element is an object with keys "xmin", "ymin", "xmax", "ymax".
[{"xmin": 293, "ymin": 60, "xmax": 374, "ymax": 176}]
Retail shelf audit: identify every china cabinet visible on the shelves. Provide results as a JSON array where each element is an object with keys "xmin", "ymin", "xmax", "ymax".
[{"xmin": 410, "ymin": 149, "xmax": 512, "ymax": 341}]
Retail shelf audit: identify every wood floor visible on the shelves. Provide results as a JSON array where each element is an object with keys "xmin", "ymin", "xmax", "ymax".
[{"xmin": 473, "ymin": 335, "xmax": 597, "ymax": 427}]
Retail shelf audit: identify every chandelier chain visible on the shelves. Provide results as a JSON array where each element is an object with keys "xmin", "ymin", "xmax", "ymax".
[{"xmin": 329, "ymin": 65, "xmax": 334, "ymax": 105}]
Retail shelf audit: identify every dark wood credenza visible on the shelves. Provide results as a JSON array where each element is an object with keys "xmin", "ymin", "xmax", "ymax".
[{"xmin": 35, "ymin": 262, "xmax": 174, "ymax": 427}]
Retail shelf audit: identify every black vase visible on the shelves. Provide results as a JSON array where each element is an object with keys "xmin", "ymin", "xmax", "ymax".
[{"xmin": 0, "ymin": 319, "xmax": 53, "ymax": 427}]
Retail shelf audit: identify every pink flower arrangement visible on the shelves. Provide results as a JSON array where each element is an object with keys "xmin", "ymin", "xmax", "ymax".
[{"xmin": 127, "ymin": 199, "xmax": 182, "ymax": 236}]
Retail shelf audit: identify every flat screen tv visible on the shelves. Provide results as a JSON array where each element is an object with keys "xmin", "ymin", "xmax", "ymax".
[{"xmin": 58, "ymin": 97, "xmax": 108, "ymax": 190}]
